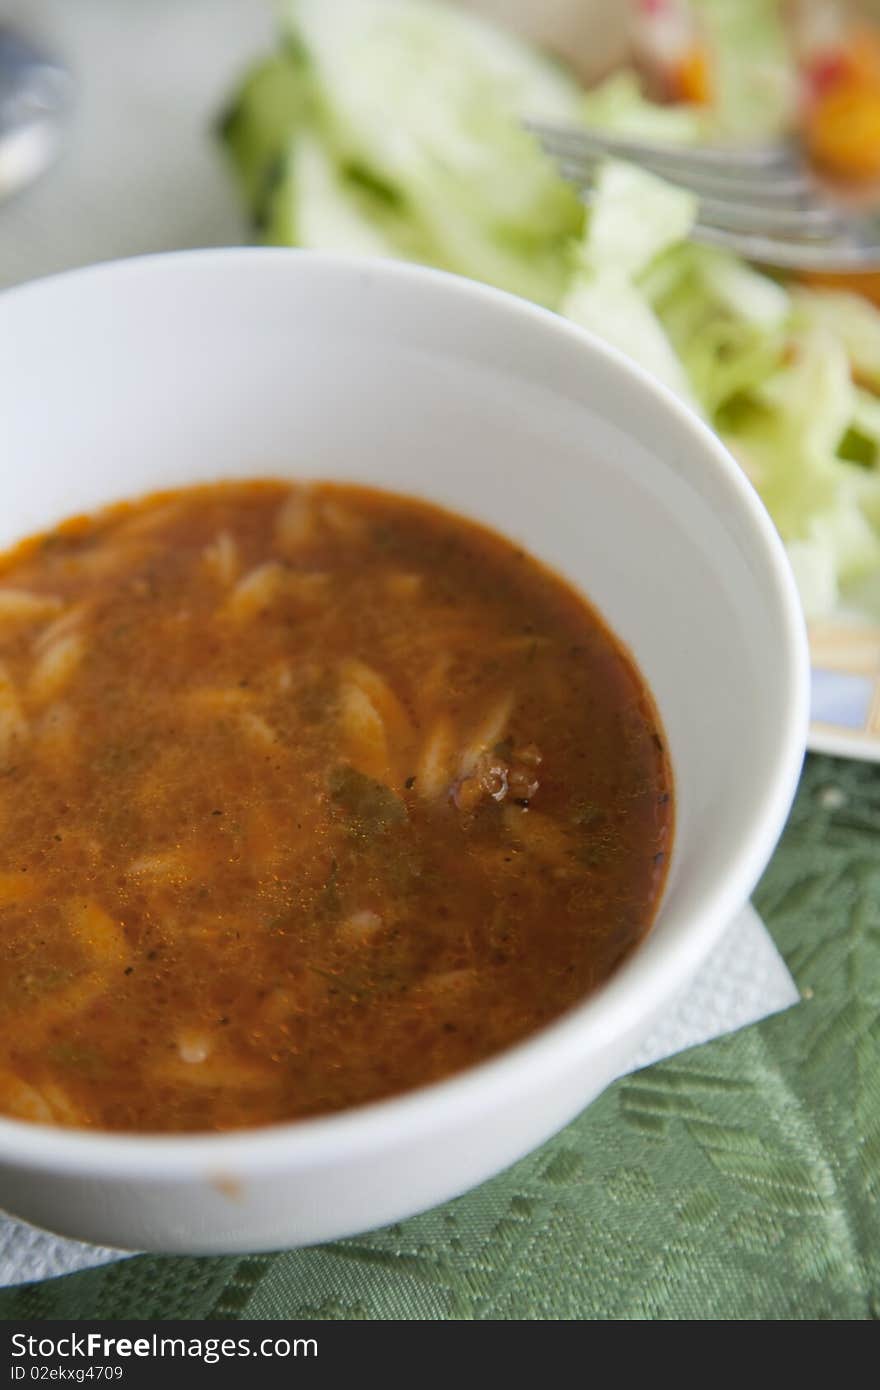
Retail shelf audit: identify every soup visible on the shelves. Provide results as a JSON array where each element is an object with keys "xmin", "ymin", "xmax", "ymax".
[{"xmin": 0, "ymin": 481, "xmax": 671, "ymax": 1132}]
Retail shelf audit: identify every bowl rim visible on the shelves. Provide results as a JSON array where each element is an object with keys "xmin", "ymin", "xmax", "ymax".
[{"xmin": 0, "ymin": 247, "xmax": 809, "ymax": 1177}]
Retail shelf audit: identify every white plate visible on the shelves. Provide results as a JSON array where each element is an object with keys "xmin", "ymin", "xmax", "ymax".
[{"xmin": 809, "ymin": 620, "xmax": 880, "ymax": 762}]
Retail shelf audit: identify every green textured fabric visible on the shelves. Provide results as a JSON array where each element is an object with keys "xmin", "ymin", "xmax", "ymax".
[{"xmin": 1, "ymin": 752, "xmax": 878, "ymax": 1321}]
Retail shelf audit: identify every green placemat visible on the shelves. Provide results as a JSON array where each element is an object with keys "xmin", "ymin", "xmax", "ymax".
[{"xmin": 1, "ymin": 752, "xmax": 878, "ymax": 1321}]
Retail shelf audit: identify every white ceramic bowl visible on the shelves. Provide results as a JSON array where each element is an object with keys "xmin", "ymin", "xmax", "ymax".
[{"xmin": 0, "ymin": 250, "xmax": 808, "ymax": 1253}]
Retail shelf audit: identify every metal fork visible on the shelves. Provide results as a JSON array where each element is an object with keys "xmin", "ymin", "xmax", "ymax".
[{"xmin": 526, "ymin": 120, "xmax": 880, "ymax": 272}]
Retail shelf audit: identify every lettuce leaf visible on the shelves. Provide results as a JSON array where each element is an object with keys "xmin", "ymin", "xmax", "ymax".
[
  {"xmin": 218, "ymin": 0, "xmax": 880, "ymax": 621},
  {"xmin": 277, "ymin": 0, "xmax": 585, "ymax": 306}
]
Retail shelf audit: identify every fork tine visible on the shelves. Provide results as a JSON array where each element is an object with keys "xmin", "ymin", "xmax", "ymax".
[
  {"xmin": 546, "ymin": 139, "xmax": 815, "ymax": 204},
  {"xmin": 566, "ymin": 170, "xmax": 844, "ymax": 239},
  {"xmin": 691, "ymin": 196, "xmax": 845, "ymax": 239},
  {"xmin": 688, "ymin": 222, "xmax": 875, "ymax": 271},
  {"xmin": 524, "ymin": 120, "xmax": 800, "ymax": 171}
]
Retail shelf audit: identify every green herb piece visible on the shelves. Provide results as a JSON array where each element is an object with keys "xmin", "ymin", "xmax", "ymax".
[{"xmin": 329, "ymin": 764, "xmax": 407, "ymax": 836}]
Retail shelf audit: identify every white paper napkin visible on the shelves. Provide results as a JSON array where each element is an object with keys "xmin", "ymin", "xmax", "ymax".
[{"xmin": 0, "ymin": 903, "xmax": 798, "ymax": 1288}]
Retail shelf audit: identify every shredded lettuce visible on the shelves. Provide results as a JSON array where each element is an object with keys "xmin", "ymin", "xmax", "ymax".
[
  {"xmin": 564, "ymin": 273, "xmax": 700, "ymax": 409},
  {"xmin": 577, "ymin": 160, "xmax": 699, "ymax": 280},
  {"xmin": 274, "ymin": 0, "xmax": 585, "ymax": 307},
  {"xmin": 579, "ymin": 72, "xmax": 706, "ymax": 143},
  {"xmin": 852, "ymin": 390, "xmax": 880, "ymax": 459},
  {"xmin": 644, "ymin": 244, "xmax": 788, "ymax": 416},
  {"xmin": 218, "ymin": 0, "xmax": 880, "ymax": 621},
  {"xmin": 691, "ymin": 0, "xmax": 796, "ymax": 142},
  {"xmin": 218, "ymin": 50, "xmax": 313, "ymax": 226},
  {"xmin": 561, "ymin": 163, "xmax": 701, "ymax": 409},
  {"xmin": 564, "ymin": 162, "xmax": 880, "ymax": 620},
  {"xmin": 790, "ymin": 288, "xmax": 880, "ymax": 392},
  {"xmin": 266, "ymin": 133, "xmax": 414, "ymax": 258}
]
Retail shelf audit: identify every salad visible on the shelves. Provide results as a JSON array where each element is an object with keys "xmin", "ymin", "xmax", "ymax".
[{"xmin": 219, "ymin": 0, "xmax": 880, "ymax": 622}]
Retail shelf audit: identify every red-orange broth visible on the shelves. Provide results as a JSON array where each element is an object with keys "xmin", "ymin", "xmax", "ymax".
[{"xmin": 0, "ymin": 481, "xmax": 672, "ymax": 1132}]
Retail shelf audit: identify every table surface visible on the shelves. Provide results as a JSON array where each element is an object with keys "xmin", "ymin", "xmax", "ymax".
[
  {"xmin": 1, "ymin": 0, "xmax": 879, "ymax": 1322},
  {"xmin": 0, "ymin": 753, "xmax": 877, "ymax": 1320}
]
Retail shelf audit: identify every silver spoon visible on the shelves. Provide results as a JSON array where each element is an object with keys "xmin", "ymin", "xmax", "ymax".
[{"xmin": 0, "ymin": 26, "xmax": 72, "ymax": 203}]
